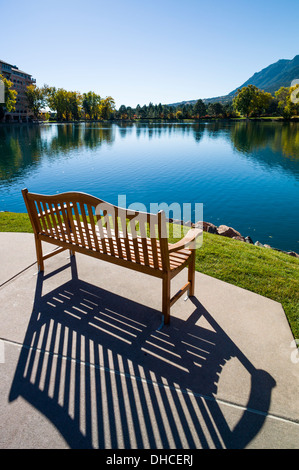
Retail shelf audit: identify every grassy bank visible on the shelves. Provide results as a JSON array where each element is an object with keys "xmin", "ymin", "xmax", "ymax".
[{"xmin": 1, "ymin": 211, "xmax": 298, "ymax": 339}]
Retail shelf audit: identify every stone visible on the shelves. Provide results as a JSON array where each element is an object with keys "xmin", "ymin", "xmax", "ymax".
[
  {"xmin": 202, "ymin": 221, "xmax": 218, "ymax": 234},
  {"xmin": 217, "ymin": 224, "xmax": 242, "ymax": 238},
  {"xmin": 287, "ymin": 251, "xmax": 299, "ymax": 258},
  {"xmin": 255, "ymin": 241, "xmax": 264, "ymax": 247},
  {"xmin": 232, "ymin": 236, "xmax": 246, "ymax": 242},
  {"xmin": 245, "ymin": 236, "xmax": 254, "ymax": 244}
]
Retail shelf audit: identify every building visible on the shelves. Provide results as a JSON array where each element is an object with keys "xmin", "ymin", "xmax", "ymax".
[{"xmin": 0, "ymin": 59, "xmax": 36, "ymax": 122}]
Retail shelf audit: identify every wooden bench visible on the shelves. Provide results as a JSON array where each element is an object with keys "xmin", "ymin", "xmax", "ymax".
[{"xmin": 22, "ymin": 189, "xmax": 202, "ymax": 325}]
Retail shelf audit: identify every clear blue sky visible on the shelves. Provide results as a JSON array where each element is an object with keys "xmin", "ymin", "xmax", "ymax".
[{"xmin": 1, "ymin": 0, "xmax": 298, "ymax": 108}]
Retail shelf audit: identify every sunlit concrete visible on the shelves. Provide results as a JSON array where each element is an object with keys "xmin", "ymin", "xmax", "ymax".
[{"xmin": 0, "ymin": 233, "xmax": 298, "ymax": 449}]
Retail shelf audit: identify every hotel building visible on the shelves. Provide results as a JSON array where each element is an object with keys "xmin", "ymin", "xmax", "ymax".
[{"xmin": 0, "ymin": 59, "xmax": 36, "ymax": 122}]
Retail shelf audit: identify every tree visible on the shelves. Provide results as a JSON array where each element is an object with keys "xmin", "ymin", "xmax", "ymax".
[
  {"xmin": 25, "ymin": 84, "xmax": 46, "ymax": 119},
  {"xmin": 253, "ymin": 91, "xmax": 273, "ymax": 116},
  {"xmin": 0, "ymin": 73, "xmax": 17, "ymax": 116},
  {"xmin": 275, "ymin": 85, "xmax": 299, "ymax": 118},
  {"xmin": 82, "ymin": 91, "xmax": 101, "ymax": 120},
  {"xmin": 233, "ymin": 85, "xmax": 274, "ymax": 118},
  {"xmin": 162, "ymin": 105, "xmax": 169, "ymax": 119},
  {"xmin": 207, "ymin": 102, "xmax": 224, "ymax": 117},
  {"xmin": 135, "ymin": 104, "xmax": 141, "ymax": 119},
  {"xmin": 68, "ymin": 91, "xmax": 82, "ymax": 120},
  {"xmin": 99, "ymin": 96, "xmax": 115, "ymax": 120},
  {"xmin": 118, "ymin": 105, "xmax": 127, "ymax": 119},
  {"xmin": 233, "ymin": 85, "xmax": 258, "ymax": 118},
  {"xmin": 193, "ymin": 99, "xmax": 206, "ymax": 118}
]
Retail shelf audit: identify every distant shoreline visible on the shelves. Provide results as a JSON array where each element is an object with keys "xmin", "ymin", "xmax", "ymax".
[{"xmin": 1, "ymin": 116, "xmax": 299, "ymax": 126}]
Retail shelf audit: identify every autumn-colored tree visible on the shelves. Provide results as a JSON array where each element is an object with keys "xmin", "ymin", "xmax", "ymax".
[
  {"xmin": 275, "ymin": 85, "xmax": 299, "ymax": 118},
  {"xmin": 99, "ymin": 96, "xmax": 115, "ymax": 120},
  {"xmin": 0, "ymin": 73, "xmax": 17, "ymax": 117},
  {"xmin": 82, "ymin": 92, "xmax": 101, "ymax": 120},
  {"xmin": 233, "ymin": 85, "xmax": 273, "ymax": 118},
  {"xmin": 25, "ymin": 84, "xmax": 46, "ymax": 119}
]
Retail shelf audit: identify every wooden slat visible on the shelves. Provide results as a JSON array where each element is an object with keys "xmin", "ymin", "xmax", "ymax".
[
  {"xmin": 103, "ymin": 209, "xmax": 116, "ymax": 257},
  {"xmin": 72, "ymin": 202, "xmax": 85, "ymax": 246},
  {"xmin": 53, "ymin": 202, "xmax": 67, "ymax": 242},
  {"xmin": 96, "ymin": 214, "xmax": 108, "ymax": 254},
  {"xmin": 36, "ymin": 200, "xmax": 47, "ymax": 233},
  {"xmin": 114, "ymin": 209, "xmax": 124, "ymax": 259},
  {"xmin": 119, "ymin": 211, "xmax": 131, "ymax": 261},
  {"xmin": 158, "ymin": 211, "xmax": 169, "ymax": 272},
  {"xmin": 60, "ymin": 202, "xmax": 72, "ymax": 243},
  {"xmin": 129, "ymin": 216, "xmax": 140, "ymax": 264},
  {"xmin": 47, "ymin": 202, "xmax": 60, "ymax": 239},
  {"xmin": 87, "ymin": 204, "xmax": 100, "ymax": 252},
  {"xmin": 65, "ymin": 201, "xmax": 78, "ymax": 245},
  {"xmin": 79, "ymin": 202, "xmax": 93, "ymax": 250},
  {"xmin": 42, "ymin": 201, "xmax": 55, "ymax": 237},
  {"xmin": 139, "ymin": 216, "xmax": 149, "ymax": 266}
]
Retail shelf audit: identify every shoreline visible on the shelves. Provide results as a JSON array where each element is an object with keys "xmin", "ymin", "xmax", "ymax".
[
  {"xmin": 1, "ymin": 117, "xmax": 299, "ymax": 126},
  {"xmin": 169, "ymin": 218, "xmax": 299, "ymax": 258}
]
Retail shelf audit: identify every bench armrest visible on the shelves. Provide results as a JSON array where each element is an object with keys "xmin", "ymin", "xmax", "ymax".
[{"xmin": 168, "ymin": 228, "xmax": 202, "ymax": 253}]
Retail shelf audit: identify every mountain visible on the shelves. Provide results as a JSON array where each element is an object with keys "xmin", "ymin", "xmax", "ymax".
[{"xmin": 168, "ymin": 55, "xmax": 299, "ymax": 106}]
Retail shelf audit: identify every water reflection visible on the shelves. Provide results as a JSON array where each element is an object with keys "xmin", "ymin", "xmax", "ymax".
[
  {"xmin": 1, "ymin": 122, "xmax": 298, "ymax": 181},
  {"xmin": 230, "ymin": 121, "xmax": 299, "ymax": 160},
  {"xmin": 0, "ymin": 123, "xmax": 115, "ymax": 182},
  {"xmin": 0, "ymin": 121, "xmax": 298, "ymax": 252}
]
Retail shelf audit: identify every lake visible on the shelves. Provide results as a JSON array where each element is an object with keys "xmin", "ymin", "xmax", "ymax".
[{"xmin": 0, "ymin": 121, "xmax": 298, "ymax": 252}]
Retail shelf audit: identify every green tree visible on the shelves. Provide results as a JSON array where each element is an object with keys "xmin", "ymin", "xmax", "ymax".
[
  {"xmin": 253, "ymin": 91, "xmax": 273, "ymax": 116},
  {"xmin": 162, "ymin": 105, "xmax": 169, "ymax": 119},
  {"xmin": 0, "ymin": 73, "xmax": 17, "ymax": 116},
  {"xmin": 99, "ymin": 96, "xmax": 115, "ymax": 120},
  {"xmin": 82, "ymin": 91, "xmax": 101, "ymax": 120},
  {"xmin": 25, "ymin": 84, "xmax": 46, "ymax": 119},
  {"xmin": 233, "ymin": 85, "xmax": 273, "ymax": 118},
  {"xmin": 275, "ymin": 85, "xmax": 299, "ymax": 119},
  {"xmin": 233, "ymin": 85, "xmax": 258, "ymax": 118},
  {"xmin": 207, "ymin": 102, "xmax": 224, "ymax": 117},
  {"xmin": 118, "ymin": 105, "xmax": 127, "ymax": 119},
  {"xmin": 135, "ymin": 104, "xmax": 141, "ymax": 119},
  {"xmin": 44, "ymin": 86, "xmax": 67, "ymax": 120},
  {"xmin": 68, "ymin": 91, "xmax": 82, "ymax": 120},
  {"xmin": 193, "ymin": 99, "xmax": 206, "ymax": 118}
]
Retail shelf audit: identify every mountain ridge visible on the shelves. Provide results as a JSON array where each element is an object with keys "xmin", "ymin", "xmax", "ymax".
[{"xmin": 168, "ymin": 55, "xmax": 299, "ymax": 106}]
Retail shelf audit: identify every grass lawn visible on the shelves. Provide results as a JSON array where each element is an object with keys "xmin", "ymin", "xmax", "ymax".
[{"xmin": 1, "ymin": 211, "xmax": 298, "ymax": 339}]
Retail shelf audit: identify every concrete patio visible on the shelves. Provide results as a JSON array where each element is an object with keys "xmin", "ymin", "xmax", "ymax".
[{"xmin": 0, "ymin": 232, "xmax": 298, "ymax": 449}]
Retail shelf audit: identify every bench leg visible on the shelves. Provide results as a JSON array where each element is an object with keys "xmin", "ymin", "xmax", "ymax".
[
  {"xmin": 188, "ymin": 251, "xmax": 195, "ymax": 297},
  {"xmin": 162, "ymin": 275, "xmax": 170, "ymax": 325},
  {"xmin": 35, "ymin": 237, "xmax": 44, "ymax": 272}
]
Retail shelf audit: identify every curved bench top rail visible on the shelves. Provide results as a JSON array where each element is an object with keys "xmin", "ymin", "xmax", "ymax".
[{"xmin": 22, "ymin": 188, "xmax": 163, "ymax": 218}]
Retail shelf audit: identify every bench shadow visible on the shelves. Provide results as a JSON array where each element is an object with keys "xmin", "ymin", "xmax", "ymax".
[{"xmin": 9, "ymin": 256, "xmax": 276, "ymax": 449}]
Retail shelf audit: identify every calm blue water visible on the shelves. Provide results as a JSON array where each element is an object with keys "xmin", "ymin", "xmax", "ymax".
[{"xmin": 0, "ymin": 121, "xmax": 298, "ymax": 252}]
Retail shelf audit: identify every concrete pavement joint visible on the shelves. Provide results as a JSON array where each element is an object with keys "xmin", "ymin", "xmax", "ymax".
[{"xmin": 0, "ymin": 261, "xmax": 37, "ymax": 289}]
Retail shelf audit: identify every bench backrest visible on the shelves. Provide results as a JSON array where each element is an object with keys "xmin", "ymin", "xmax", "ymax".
[{"xmin": 22, "ymin": 189, "xmax": 170, "ymax": 271}]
